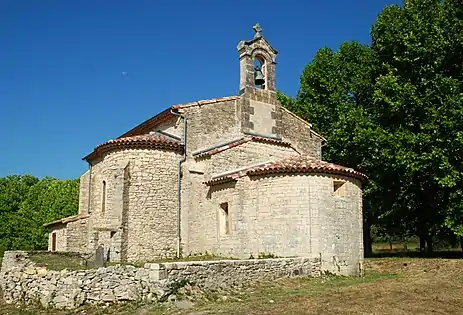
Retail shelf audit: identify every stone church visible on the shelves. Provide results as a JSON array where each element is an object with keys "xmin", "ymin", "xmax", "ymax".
[{"xmin": 44, "ymin": 25, "xmax": 367, "ymax": 275}]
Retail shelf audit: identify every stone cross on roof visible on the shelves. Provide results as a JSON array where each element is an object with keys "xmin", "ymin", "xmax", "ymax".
[{"xmin": 253, "ymin": 23, "xmax": 263, "ymax": 38}]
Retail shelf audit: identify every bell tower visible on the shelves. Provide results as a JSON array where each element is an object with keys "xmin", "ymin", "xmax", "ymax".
[
  {"xmin": 237, "ymin": 24, "xmax": 278, "ymax": 95},
  {"xmin": 238, "ymin": 24, "xmax": 282, "ymax": 139}
]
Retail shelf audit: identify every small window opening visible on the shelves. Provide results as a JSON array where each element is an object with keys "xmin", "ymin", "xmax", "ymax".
[
  {"xmin": 102, "ymin": 180, "xmax": 107, "ymax": 214},
  {"xmin": 333, "ymin": 180, "xmax": 346, "ymax": 197},
  {"xmin": 254, "ymin": 56, "xmax": 266, "ymax": 90},
  {"xmin": 219, "ymin": 202, "xmax": 230, "ymax": 235}
]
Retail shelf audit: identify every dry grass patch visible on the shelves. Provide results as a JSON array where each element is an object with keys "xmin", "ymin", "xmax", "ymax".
[{"xmin": 28, "ymin": 251, "xmax": 89, "ymax": 271}]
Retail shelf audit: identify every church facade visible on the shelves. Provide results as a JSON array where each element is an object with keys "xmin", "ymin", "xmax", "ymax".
[{"xmin": 44, "ymin": 25, "xmax": 367, "ymax": 276}]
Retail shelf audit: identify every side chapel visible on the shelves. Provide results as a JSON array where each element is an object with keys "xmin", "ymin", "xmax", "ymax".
[{"xmin": 44, "ymin": 25, "xmax": 367, "ymax": 276}]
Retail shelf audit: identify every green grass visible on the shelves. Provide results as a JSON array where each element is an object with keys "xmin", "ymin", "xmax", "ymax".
[{"xmin": 28, "ymin": 251, "xmax": 89, "ymax": 271}]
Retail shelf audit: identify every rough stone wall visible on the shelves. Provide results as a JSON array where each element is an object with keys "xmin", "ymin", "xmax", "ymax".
[
  {"xmin": 145, "ymin": 256, "xmax": 321, "ymax": 289},
  {"xmin": 152, "ymin": 116, "xmax": 184, "ymax": 139},
  {"xmin": 179, "ymin": 99, "xmax": 241, "ymax": 255},
  {"xmin": 1, "ymin": 251, "xmax": 321, "ymax": 310},
  {"xmin": 240, "ymin": 89, "xmax": 282, "ymax": 138},
  {"xmin": 183, "ymin": 141, "xmax": 298, "ymax": 255},
  {"xmin": 0, "ymin": 263, "xmax": 170, "ymax": 309},
  {"xmin": 87, "ymin": 148, "xmax": 180, "ymax": 262},
  {"xmin": 78, "ymin": 170, "xmax": 90, "ymax": 214},
  {"xmin": 66, "ymin": 218, "xmax": 89, "ymax": 253},
  {"xmin": 182, "ymin": 99, "xmax": 241, "ymax": 157},
  {"xmin": 308, "ymin": 175, "xmax": 363, "ymax": 275},
  {"xmin": 196, "ymin": 173, "xmax": 363, "ymax": 276},
  {"xmin": 47, "ymin": 225, "xmax": 67, "ymax": 252},
  {"xmin": 0, "ymin": 251, "xmax": 32, "ymax": 273},
  {"xmin": 280, "ymin": 109, "xmax": 323, "ymax": 159},
  {"xmin": 206, "ymin": 141, "xmax": 298, "ymax": 175},
  {"xmin": 203, "ymin": 175, "xmax": 313, "ymax": 259},
  {"xmin": 123, "ymin": 149, "xmax": 179, "ymax": 262}
]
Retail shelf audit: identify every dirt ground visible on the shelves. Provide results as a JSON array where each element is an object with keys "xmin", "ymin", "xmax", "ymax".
[{"xmin": 2, "ymin": 258, "xmax": 463, "ymax": 315}]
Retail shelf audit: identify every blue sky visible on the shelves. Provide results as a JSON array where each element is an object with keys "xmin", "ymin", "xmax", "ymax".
[{"xmin": 0, "ymin": 0, "xmax": 400, "ymax": 179}]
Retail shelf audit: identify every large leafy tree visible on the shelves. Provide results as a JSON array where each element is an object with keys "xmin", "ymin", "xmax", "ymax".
[
  {"xmin": 279, "ymin": 0, "xmax": 463, "ymax": 253},
  {"xmin": 371, "ymin": 0, "xmax": 463, "ymax": 251},
  {"xmin": 0, "ymin": 176, "xmax": 79, "ymax": 251},
  {"xmin": 0, "ymin": 175, "xmax": 39, "ymax": 250}
]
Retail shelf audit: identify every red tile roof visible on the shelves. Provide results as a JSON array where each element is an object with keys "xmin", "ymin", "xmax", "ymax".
[
  {"xmin": 205, "ymin": 155, "xmax": 367, "ymax": 186},
  {"xmin": 83, "ymin": 134, "xmax": 183, "ymax": 162},
  {"xmin": 247, "ymin": 155, "xmax": 367, "ymax": 182},
  {"xmin": 43, "ymin": 213, "xmax": 90, "ymax": 227}
]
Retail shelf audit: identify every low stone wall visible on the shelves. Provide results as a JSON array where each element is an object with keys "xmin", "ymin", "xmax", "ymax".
[
  {"xmin": 146, "ymin": 256, "xmax": 321, "ymax": 290},
  {"xmin": 0, "ymin": 251, "xmax": 321, "ymax": 309},
  {"xmin": 0, "ymin": 257, "xmax": 171, "ymax": 309}
]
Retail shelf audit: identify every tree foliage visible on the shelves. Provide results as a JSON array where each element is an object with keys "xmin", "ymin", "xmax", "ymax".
[
  {"xmin": 0, "ymin": 175, "xmax": 79, "ymax": 251},
  {"xmin": 279, "ymin": 0, "xmax": 463, "ymax": 252}
]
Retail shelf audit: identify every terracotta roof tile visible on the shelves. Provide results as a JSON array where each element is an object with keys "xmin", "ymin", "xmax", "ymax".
[
  {"xmin": 247, "ymin": 155, "xmax": 368, "ymax": 182},
  {"xmin": 205, "ymin": 155, "xmax": 367, "ymax": 186},
  {"xmin": 83, "ymin": 134, "xmax": 183, "ymax": 161},
  {"xmin": 203, "ymin": 175, "xmax": 237, "ymax": 186}
]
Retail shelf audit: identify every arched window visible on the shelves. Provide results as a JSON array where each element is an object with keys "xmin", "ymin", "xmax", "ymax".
[
  {"xmin": 101, "ymin": 180, "xmax": 106, "ymax": 214},
  {"xmin": 254, "ymin": 55, "xmax": 266, "ymax": 89}
]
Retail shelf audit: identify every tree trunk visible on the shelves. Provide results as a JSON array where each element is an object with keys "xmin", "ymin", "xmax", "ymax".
[
  {"xmin": 419, "ymin": 236, "xmax": 426, "ymax": 253},
  {"xmin": 426, "ymin": 235, "xmax": 434, "ymax": 253},
  {"xmin": 460, "ymin": 236, "xmax": 463, "ymax": 254},
  {"xmin": 418, "ymin": 218, "xmax": 428, "ymax": 253},
  {"xmin": 363, "ymin": 201, "xmax": 373, "ymax": 257},
  {"xmin": 363, "ymin": 228, "xmax": 372, "ymax": 257}
]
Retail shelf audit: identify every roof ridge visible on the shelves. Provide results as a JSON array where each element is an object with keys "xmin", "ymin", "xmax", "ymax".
[
  {"xmin": 172, "ymin": 96, "xmax": 240, "ymax": 110},
  {"xmin": 83, "ymin": 133, "xmax": 183, "ymax": 161}
]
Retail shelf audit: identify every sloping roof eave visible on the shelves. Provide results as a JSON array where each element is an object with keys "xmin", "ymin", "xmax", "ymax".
[{"xmin": 43, "ymin": 213, "xmax": 90, "ymax": 228}]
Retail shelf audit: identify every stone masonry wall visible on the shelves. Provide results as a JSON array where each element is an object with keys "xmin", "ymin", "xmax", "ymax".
[
  {"xmin": 183, "ymin": 140, "xmax": 299, "ymax": 256},
  {"xmin": 78, "ymin": 170, "xmax": 90, "ymax": 214},
  {"xmin": 206, "ymin": 141, "xmax": 298, "ymax": 175},
  {"xmin": 123, "ymin": 149, "xmax": 179, "ymax": 262},
  {"xmin": 155, "ymin": 116, "xmax": 184, "ymax": 139},
  {"xmin": 183, "ymin": 99, "xmax": 241, "ymax": 157},
  {"xmin": 240, "ymin": 91, "xmax": 281, "ymax": 138},
  {"xmin": 87, "ymin": 148, "xmax": 180, "ymax": 262},
  {"xmin": 145, "ymin": 256, "xmax": 321, "ymax": 290},
  {"xmin": 66, "ymin": 218, "xmax": 90, "ymax": 253},
  {"xmin": 178, "ymin": 99, "xmax": 241, "ymax": 254},
  {"xmin": 308, "ymin": 175, "xmax": 364, "ymax": 275},
  {"xmin": 47, "ymin": 225, "xmax": 67, "ymax": 252},
  {"xmin": 198, "ymin": 173, "xmax": 363, "ymax": 276},
  {"xmin": 280, "ymin": 109, "xmax": 323, "ymax": 159},
  {"xmin": 1, "ymin": 251, "xmax": 321, "ymax": 310},
  {"xmin": 205, "ymin": 175, "xmax": 314, "ymax": 259}
]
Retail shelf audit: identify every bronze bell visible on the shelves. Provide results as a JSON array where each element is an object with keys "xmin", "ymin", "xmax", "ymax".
[{"xmin": 254, "ymin": 67, "xmax": 265, "ymax": 86}]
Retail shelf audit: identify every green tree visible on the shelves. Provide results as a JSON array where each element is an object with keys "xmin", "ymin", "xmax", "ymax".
[
  {"xmin": 279, "ymin": 0, "xmax": 463, "ymax": 253},
  {"xmin": 0, "ymin": 175, "xmax": 39, "ymax": 250},
  {"xmin": 13, "ymin": 178, "xmax": 79, "ymax": 250},
  {"xmin": 371, "ymin": 0, "xmax": 463, "ymax": 251}
]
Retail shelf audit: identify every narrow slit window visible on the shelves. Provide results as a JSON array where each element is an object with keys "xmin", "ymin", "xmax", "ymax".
[
  {"xmin": 333, "ymin": 180, "xmax": 346, "ymax": 197},
  {"xmin": 219, "ymin": 202, "xmax": 230, "ymax": 235},
  {"xmin": 102, "ymin": 180, "xmax": 107, "ymax": 214}
]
